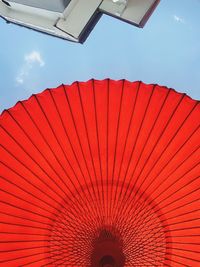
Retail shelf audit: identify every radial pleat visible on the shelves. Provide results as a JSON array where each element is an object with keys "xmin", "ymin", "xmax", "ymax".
[{"xmin": 0, "ymin": 79, "xmax": 199, "ymax": 266}]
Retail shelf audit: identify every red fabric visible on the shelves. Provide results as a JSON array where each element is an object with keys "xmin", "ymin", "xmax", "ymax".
[{"xmin": 0, "ymin": 79, "xmax": 199, "ymax": 266}]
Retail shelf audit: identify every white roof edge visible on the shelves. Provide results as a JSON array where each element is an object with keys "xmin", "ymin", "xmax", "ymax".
[{"xmin": 0, "ymin": 0, "xmax": 160, "ymax": 43}]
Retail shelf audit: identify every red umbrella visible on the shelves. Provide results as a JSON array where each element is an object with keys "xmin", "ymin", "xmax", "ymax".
[{"xmin": 0, "ymin": 79, "xmax": 199, "ymax": 266}]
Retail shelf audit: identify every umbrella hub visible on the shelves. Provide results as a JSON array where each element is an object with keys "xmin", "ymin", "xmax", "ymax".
[
  {"xmin": 91, "ymin": 227, "xmax": 125, "ymax": 267},
  {"xmin": 48, "ymin": 182, "xmax": 168, "ymax": 265},
  {"xmin": 100, "ymin": 255, "xmax": 116, "ymax": 266}
]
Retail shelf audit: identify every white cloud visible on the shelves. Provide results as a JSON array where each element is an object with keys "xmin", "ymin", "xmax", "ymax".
[
  {"xmin": 173, "ymin": 15, "xmax": 185, "ymax": 24},
  {"xmin": 16, "ymin": 76, "xmax": 24, "ymax": 84},
  {"xmin": 16, "ymin": 51, "xmax": 45, "ymax": 85},
  {"xmin": 25, "ymin": 51, "xmax": 45, "ymax": 67}
]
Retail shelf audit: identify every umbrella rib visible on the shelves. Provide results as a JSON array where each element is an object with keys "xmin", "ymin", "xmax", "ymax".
[
  {"xmin": 0, "ymin": 220, "xmax": 49, "ymax": 230},
  {"xmin": 110, "ymin": 79, "xmax": 125, "ymax": 218},
  {"xmin": 0, "ymin": 239, "xmax": 50, "ymax": 243},
  {"xmin": 157, "ymin": 176, "xmax": 200, "ymax": 209},
  {"xmin": 0, "ymin": 129, "xmax": 81, "ymax": 214},
  {"xmin": 29, "ymin": 94, "xmax": 101, "ymax": 225},
  {"xmin": 106, "ymin": 78, "xmax": 110, "ymax": 219},
  {"xmin": 19, "ymin": 105, "xmax": 88, "ymax": 216},
  {"xmin": 0, "ymin": 187, "xmax": 93, "ymax": 235},
  {"xmin": 137, "ymin": 123, "xmax": 200, "ymax": 207},
  {"xmin": 161, "ymin": 196, "xmax": 200, "ymax": 218},
  {"xmin": 147, "ymin": 144, "xmax": 200, "ymax": 206},
  {"xmin": 115, "ymin": 120, "xmax": 199, "ymax": 226},
  {"xmin": 118, "ymin": 91, "xmax": 186, "ymax": 217},
  {"xmin": 123, "ymin": 234, "xmax": 165, "ymax": 263},
  {"xmin": 165, "ymin": 251, "xmax": 200, "ymax": 263},
  {"xmin": 121, "ymin": 84, "xmax": 157, "ymax": 196},
  {"xmin": 164, "ymin": 257, "xmax": 190, "ymax": 267},
  {"xmin": 48, "ymin": 88, "xmax": 98, "ymax": 218},
  {"xmin": 167, "ymin": 241, "xmax": 200, "ymax": 246},
  {"xmin": 127, "ymin": 245, "xmax": 165, "ymax": 267},
  {"xmin": 0, "ymin": 157, "xmax": 63, "ymax": 207},
  {"xmin": 0, "ymin": 231, "xmax": 50, "ymax": 237},
  {"xmin": 117, "ymin": 84, "xmax": 156, "ymax": 211},
  {"xmin": 4, "ymin": 108, "xmax": 76, "ymax": 203},
  {"xmin": 1, "ymin": 131, "xmax": 69, "ymax": 209},
  {"xmin": 0, "ymin": 207, "xmax": 89, "ymax": 235},
  {"xmin": 136, "ymin": 125, "xmax": 200, "ymax": 208},
  {"xmin": 125, "ymin": 219, "xmax": 165, "ymax": 249},
  {"xmin": 133, "ymin": 164, "xmax": 200, "ymax": 223},
  {"xmin": 63, "ymin": 84, "xmax": 102, "ymax": 220},
  {"xmin": 163, "ymin": 217, "xmax": 200, "ymax": 228},
  {"xmin": 115, "ymin": 81, "xmax": 140, "ymax": 215},
  {"xmin": 165, "ymin": 208, "xmax": 200, "ymax": 221},
  {"xmin": 39, "ymin": 245, "xmax": 90, "ymax": 266},
  {"xmin": 0, "ymin": 245, "xmax": 50, "ymax": 253},
  {"xmin": 34, "ymin": 94, "xmax": 96, "ymax": 213},
  {"xmin": 0, "ymin": 173, "xmax": 56, "ymax": 213},
  {"xmin": 0, "ymin": 210, "xmax": 52, "ymax": 227},
  {"xmin": 34, "ymin": 93, "xmax": 80, "ymax": 188},
  {"xmin": 166, "ymin": 246, "xmax": 199, "ymax": 254},
  {"xmin": 0, "ymin": 199, "xmax": 52, "ymax": 224},
  {"xmin": 133, "ymin": 101, "xmax": 199, "ymax": 202},
  {"xmin": 127, "ymin": 87, "xmax": 171, "ymax": 191},
  {"xmin": 133, "ymin": 181, "xmax": 200, "ymax": 231},
  {"xmin": 92, "ymin": 79, "xmax": 105, "ymax": 215},
  {"xmin": 0, "ymin": 80, "xmax": 199, "ymax": 266},
  {"xmin": 123, "ymin": 92, "xmax": 186, "ymax": 205},
  {"xmin": 0, "ymin": 247, "xmax": 63, "ymax": 265},
  {"xmin": 77, "ymin": 81, "xmax": 103, "ymax": 218},
  {"xmin": 166, "ymin": 234, "xmax": 200, "ymax": 238},
  {"xmin": 166, "ymin": 225, "xmax": 200, "ymax": 232},
  {"xmin": 0, "ymin": 157, "xmax": 85, "ymax": 225}
]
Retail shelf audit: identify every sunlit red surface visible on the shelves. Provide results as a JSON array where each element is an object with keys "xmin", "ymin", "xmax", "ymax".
[{"xmin": 0, "ymin": 79, "xmax": 199, "ymax": 266}]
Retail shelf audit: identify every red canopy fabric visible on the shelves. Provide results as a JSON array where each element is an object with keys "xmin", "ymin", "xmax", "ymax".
[{"xmin": 0, "ymin": 79, "xmax": 199, "ymax": 266}]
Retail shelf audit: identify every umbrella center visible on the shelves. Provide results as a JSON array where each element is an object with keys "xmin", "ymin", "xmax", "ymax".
[
  {"xmin": 48, "ymin": 182, "xmax": 168, "ymax": 266},
  {"xmin": 90, "ymin": 227, "xmax": 125, "ymax": 267},
  {"xmin": 100, "ymin": 255, "xmax": 116, "ymax": 267}
]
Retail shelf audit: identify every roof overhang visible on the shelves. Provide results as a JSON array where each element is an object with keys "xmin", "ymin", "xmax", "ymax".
[{"xmin": 0, "ymin": 0, "xmax": 160, "ymax": 43}]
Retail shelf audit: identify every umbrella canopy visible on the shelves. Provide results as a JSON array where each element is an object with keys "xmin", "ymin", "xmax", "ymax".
[{"xmin": 0, "ymin": 79, "xmax": 199, "ymax": 266}]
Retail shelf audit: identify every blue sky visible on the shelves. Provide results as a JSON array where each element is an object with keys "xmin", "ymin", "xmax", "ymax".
[{"xmin": 0, "ymin": 0, "xmax": 200, "ymax": 112}]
